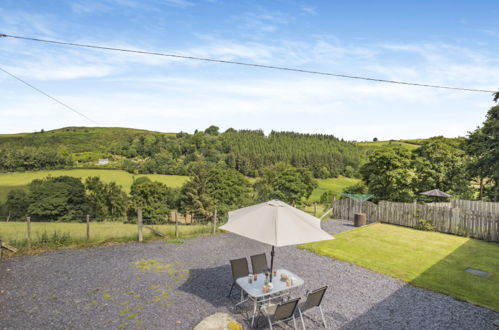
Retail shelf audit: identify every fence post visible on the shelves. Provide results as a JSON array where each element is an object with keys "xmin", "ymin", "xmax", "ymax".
[
  {"xmin": 0, "ymin": 237, "xmax": 3, "ymax": 260},
  {"xmin": 175, "ymin": 212, "xmax": 179, "ymax": 238},
  {"xmin": 26, "ymin": 216, "xmax": 31, "ymax": 251},
  {"xmin": 86, "ymin": 214, "xmax": 90, "ymax": 241},
  {"xmin": 213, "ymin": 210, "xmax": 218, "ymax": 234},
  {"xmin": 137, "ymin": 207, "xmax": 143, "ymax": 242}
]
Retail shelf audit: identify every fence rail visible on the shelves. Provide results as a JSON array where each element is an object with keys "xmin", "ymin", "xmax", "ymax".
[{"xmin": 330, "ymin": 199, "xmax": 499, "ymax": 242}]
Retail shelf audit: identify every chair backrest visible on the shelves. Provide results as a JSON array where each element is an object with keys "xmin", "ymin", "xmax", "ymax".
[
  {"xmin": 230, "ymin": 258, "xmax": 249, "ymax": 282},
  {"xmin": 273, "ymin": 298, "xmax": 300, "ymax": 322},
  {"xmin": 250, "ymin": 253, "xmax": 268, "ymax": 274},
  {"xmin": 302, "ymin": 286, "xmax": 328, "ymax": 312}
]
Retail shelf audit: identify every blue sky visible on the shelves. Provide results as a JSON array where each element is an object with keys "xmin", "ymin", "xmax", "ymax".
[{"xmin": 1, "ymin": 0, "xmax": 498, "ymax": 140}]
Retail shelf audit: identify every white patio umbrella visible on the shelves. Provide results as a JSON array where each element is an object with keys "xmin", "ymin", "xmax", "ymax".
[{"xmin": 219, "ymin": 200, "xmax": 333, "ymax": 281}]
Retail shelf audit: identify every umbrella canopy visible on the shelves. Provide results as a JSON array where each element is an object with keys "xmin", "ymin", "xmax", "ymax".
[
  {"xmin": 220, "ymin": 200, "xmax": 333, "ymax": 247},
  {"xmin": 420, "ymin": 189, "xmax": 452, "ymax": 198},
  {"xmin": 219, "ymin": 200, "xmax": 333, "ymax": 281}
]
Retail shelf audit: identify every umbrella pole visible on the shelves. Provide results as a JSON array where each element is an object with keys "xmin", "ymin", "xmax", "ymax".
[{"xmin": 270, "ymin": 246, "xmax": 275, "ymax": 282}]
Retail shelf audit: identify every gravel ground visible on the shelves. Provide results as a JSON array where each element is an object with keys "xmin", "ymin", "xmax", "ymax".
[{"xmin": 0, "ymin": 219, "xmax": 497, "ymax": 329}]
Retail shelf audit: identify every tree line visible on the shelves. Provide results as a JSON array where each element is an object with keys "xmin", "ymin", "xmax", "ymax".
[
  {"xmin": 0, "ymin": 162, "xmax": 317, "ymax": 222},
  {"xmin": 0, "ymin": 125, "xmax": 364, "ymax": 179},
  {"xmin": 351, "ymin": 100, "xmax": 498, "ymax": 202}
]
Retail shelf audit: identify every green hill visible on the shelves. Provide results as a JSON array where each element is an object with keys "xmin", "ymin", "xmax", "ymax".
[{"xmin": 0, "ymin": 127, "xmax": 175, "ymax": 153}]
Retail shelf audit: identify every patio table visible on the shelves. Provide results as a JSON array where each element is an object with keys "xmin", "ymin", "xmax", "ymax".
[{"xmin": 236, "ymin": 269, "xmax": 304, "ymax": 327}]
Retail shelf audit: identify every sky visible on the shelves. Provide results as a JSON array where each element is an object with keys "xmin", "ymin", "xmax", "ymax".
[{"xmin": 0, "ymin": 0, "xmax": 498, "ymax": 140}]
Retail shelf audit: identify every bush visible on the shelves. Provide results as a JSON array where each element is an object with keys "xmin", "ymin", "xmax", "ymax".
[
  {"xmin": 415, "ymin": 219, "xmax": 436, "ymax": 231},
  {"xmin": 319, "ymin": 190, "xmax": 338, "ymax": 205},
  {"xmin": 343, "ymin": 181, "xmax": 368, "ymax": 194}
]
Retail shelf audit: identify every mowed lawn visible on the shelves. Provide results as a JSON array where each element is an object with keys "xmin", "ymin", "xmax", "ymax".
[
  {"xmin": 0, "ymin": 169, "xmax": 188, "ymax": 201},
  {"xmin": 302, "ymin": 223, "xmax": 499, "ymax": 311}
]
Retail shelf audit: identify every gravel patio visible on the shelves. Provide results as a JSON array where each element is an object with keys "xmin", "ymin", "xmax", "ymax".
[{"xmin": 0, "ymin": 219, "xmax": 497, "ymax": 329}]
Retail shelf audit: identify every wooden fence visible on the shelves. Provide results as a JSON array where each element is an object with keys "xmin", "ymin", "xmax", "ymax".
[{"xmin": 330, "ymin": 198, "xmax": 499, "ymax": 242}]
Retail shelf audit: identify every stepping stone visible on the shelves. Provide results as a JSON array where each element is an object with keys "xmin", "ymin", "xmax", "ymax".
[
  {"xmin": 194, "ymin": 313, "xmax": 242, "ymax": 330},
  {"xmin": 465, "ymin": 268, "xmax": 490, "ymax": 277}
]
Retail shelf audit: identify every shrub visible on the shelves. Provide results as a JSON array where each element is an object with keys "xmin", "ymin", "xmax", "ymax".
[{"xmin": 415, "ymin": 219, "xmax": 436, "ymax": 231}]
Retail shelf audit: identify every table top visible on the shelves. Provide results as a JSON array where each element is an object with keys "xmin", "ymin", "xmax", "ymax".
[{"xmin": 236, "ymin": 269, "xmax": 304, "ymax": 298}]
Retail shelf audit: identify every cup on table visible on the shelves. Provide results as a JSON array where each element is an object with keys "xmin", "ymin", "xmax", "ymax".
[
  {"xmin": 248, "ymin": 275, "xmax": 253, "ymax": 283},
  {"xmin": 253, "ymin": 274, "xmax": 258, "ymax": 281},
  {"xmin": 273, "ymin": 270, "xmax": 277, "ymax": 277},
  {"xmin": 262, "ymin": 285, "xmax": 267, "ymax": 293}
]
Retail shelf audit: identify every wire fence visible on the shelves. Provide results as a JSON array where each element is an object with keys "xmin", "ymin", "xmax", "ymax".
[{"xmin": 0, "ymin": 208, "xmax": 225, "ymax": 258}]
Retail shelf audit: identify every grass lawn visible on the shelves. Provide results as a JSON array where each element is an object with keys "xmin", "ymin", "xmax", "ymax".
[
  {"xmin": 0, "ymin": 221, "xmax": 215, "ymax": 255},
  {"xmin": 309, "ymin": 176, "xmax": 360, "ymax": 202},
  {"xmin": 301, "ymin": 223, "xmax": 499, "ymax": 311},
  {"xmin": 0, "ymin": 169, "xmax": 188, "ymax": 201}
]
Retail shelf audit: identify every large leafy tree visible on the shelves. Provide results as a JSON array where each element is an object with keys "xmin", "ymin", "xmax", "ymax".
[
  {"xmin": 85, "ymin": 176, "xmax": 108, "ymax": 219},
  {"xmin": 130, "ymin": 180, "xmax": 176, "ymax": 223},
  {"xmin": 206, "ymin": 167, "xmax": 252, "ymax": 212},
  {"xmin": 412, "ymin": 137, "xmax": 472, "ymax": 199},
  {"xmin": 178, "ymin": 163, "xmax": 215, "ymax": 216},
  {"xmin": 360, "ymin": 147, "xmax": 415, "ymax": 202},
  {"xmin": 106, "ymin": 182, "xmax": 128, "ymax": 219},
  {"xmin": 254, "ymin": 162, "xmax": 317, "ymax": 205},
  {"xmin": 465, "ymin": 104, "xmax": 499, "ymax": 201},
  {"xmin": 85, "ymin": 177, "xmax": 128, "ymax": 220},
  {"xmin": 179, "ymin": 163, "xmax": 252, "ymax": 215},
  {"xmin": 5, "ymin": 189, "xmax": 28, "ymax": 221},
  {"xmin": 27, "ymin": 176, "xmax": 88, "ymax": 221}
]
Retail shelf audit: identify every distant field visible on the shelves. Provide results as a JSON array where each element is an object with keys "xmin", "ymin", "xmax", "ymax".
[
  {"xmin": 0, "ymin": 169, "xmax": 359, "ymax": 207},
  {"xmin": 0, "ymin": 169, "xmax": 188, "ymax": 201},
  {"xmin": 356, "ymin": 140, "xmax": 420, "ymax": 151},
  {"xmin": 309, "ymin": 176, "xmax": 361, "ymax": 201}
]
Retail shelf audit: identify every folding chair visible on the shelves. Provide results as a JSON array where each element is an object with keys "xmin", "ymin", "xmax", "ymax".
[
  {"xmin": 250, "ymin": 253, "xmax": 268, "ymax": 274},
  {"xmin": 228, "ymin": 257, "xmax": 249, "ymax": 299},
  {"xmin": 260, "ymin": 297, "xmax": 300, "ymax": 330},
  {"xmin": 297, "ymin": 286, "xmax": 328, "ymax": 329}
]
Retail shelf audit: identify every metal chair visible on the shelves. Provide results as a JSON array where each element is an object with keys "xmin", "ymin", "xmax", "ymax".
[
  {"xmin": 250, "ymin": 253, "xmax": 268, "ymax": 274},
  {"xmin": 260, "ymin": 297, "xmax": 300, "ymax": 330},
  {"xmin": 228, "ymin": 257, "xmax": 249, "ymax": 298},
  {"xmin": 297, "ymin": 286, "xmax": 328, "ymax": 329}
]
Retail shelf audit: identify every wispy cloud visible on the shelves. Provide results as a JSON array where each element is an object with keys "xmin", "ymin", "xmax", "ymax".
[
  {"xmin": 1, "ymin": 3, "xmax": 497, "ymax": 138},
  {"xmin": 0, "ymin": 9, "xmax": 57, "ymax": 37},
  {"xmin": 69, "ymin": 0, "xmax": 193, "ymax": 14},
  {"xmin": 230, "ymin": 9, "xmax": 290, "ymax": 37},
  {"xmin": 301, "ymin": 7, "xmax": 317, "ymax": 15}
]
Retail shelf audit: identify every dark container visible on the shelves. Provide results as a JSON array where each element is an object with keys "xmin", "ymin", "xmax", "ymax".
[{"xmin": 354, "ymin": 213, "xmax": 367, "ymax": 227}]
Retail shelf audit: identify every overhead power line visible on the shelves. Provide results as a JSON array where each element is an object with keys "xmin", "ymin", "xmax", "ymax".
[
  {"xmin": 0, "ymin": 66, "xmax": 99, "ymax": 124},
  {"xmin": 1, "ymin": 33, "xmax": 497, "ymax": 94}
]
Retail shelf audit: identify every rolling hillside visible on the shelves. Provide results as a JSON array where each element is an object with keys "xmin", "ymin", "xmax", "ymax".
[
  {"xmin": 0, "ymin": 127, "xmax": 175, "ymax": 153},
  {"xmin": 0, "ymin": 127, "xmax": 461, "ymax": 204}
]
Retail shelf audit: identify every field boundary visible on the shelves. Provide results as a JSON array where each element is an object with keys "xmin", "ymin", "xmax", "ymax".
[{"xmin": 330, "ymin": 198, "xmax": 499, "ymax": 242}]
